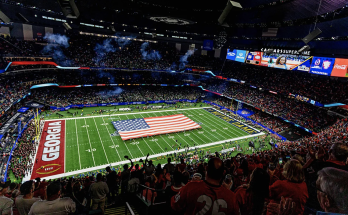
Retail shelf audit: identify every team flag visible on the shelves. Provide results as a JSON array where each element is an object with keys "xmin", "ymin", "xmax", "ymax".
[{"xmin": 112, "ymin": 114, "xmax": 201, "ymax": 140}]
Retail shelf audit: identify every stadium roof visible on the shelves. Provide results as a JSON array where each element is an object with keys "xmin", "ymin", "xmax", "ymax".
[{"xmin": 2, "ymin": 0, "xmax": 348, "ymax": 51}]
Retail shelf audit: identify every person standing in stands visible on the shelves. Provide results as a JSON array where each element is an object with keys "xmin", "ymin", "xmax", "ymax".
[
  {"xmin": 171, "ymin": 157, "xmax": 240, "ymax": 215},
  {"xmin": 121, "ymin": 156, "xmax": 134, "ymax": 195},
  {"xmin": 15, "ymin": 181, "xmax": 41, "ymax": 215},
  {"xmin": 89, "ymin": 173, "xmax": 109, "ymax": 214},
  {"xmin": 268, "ymin": 159, "xmax": 308, "ymax": 215},
  {"xmin": 164, "ymin": 158, "xmax": 175, "ymax": 174},
  {"xmin": 29, "ymin": 181, "xmax": 76, "ymax": 215},
  {"xmin": 235, "ymin": 168, "xmax": 270, "ymax": 215},
  {"xmin": 105, "ymin": 166, "xmax": 118, "ymax": 205},
  {"xmin": 0, "ymin": 181, "xmax": 13, "ymax": 215}
]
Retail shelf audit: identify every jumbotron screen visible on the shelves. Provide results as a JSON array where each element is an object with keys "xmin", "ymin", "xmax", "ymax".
[{"xmin": 261, "ymin": 53, "xmax": 311, "ymax": 71}]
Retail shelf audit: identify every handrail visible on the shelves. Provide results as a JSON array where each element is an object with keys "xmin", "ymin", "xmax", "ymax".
[{"xmin": 125, "ymin": 202, "xmax": 135, "ymax": 215}]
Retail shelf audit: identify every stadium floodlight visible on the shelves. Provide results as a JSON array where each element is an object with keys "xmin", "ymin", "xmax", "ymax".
[
  {"xmin": 0, "ymin": 11, "xmax": 10, "ymax": 23},
  {"xmin": 298, "ymin": 45, "xmax": 310, "ymax": 53},
  {"xmin": 264, "ymin": 49, "xmax": 274, "ymax": 55},
  {"xmin": 218, "ymin": 1, "xmax": 243, "ymax": 27},
  {"xmin": 63, "ymin": 22, "xmax": 72, "ymax": 30},
  {"xmin": 302, "ymin": 28, "xmax": 322, "ymax": 44},
  {"xmin": 57, "ymin": 0, "xmax": 80, "ymax": 19}
]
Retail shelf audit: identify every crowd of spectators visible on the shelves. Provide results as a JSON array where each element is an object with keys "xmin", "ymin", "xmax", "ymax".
[
  {"xmin": 7, "ymin": 120, "xmax": 38, "ymax": 181},
  {"xmin": 0, "ymin": 35, "xmax": 39, "ymax": 57},
  {"xmin": 219, "ymin": 61, "xmax": 348, "ymax": 104},
  {"xmin": 204, "ymin": 81, "xmax": 336, "ymax": 132},
  {"xmin": 0, "ymin": 79, "xmax": 27, "ymax": 115},
  {"xmin": 0, "ymin": 108, "xmax": 35, "ymax": 181},
  {"xmin": 250, "ymin": 112, "xmax": 290, "ymax": 133},
  {"xmin": 2, "ymin": 34, "xmax": 348, "ymax": 104},
  {"xmin": 30, "ymin": 87, "xmax": 204, "ymax": 108},
  {"xmin": 0, "ymin": 129, "xmax": 347, "ymax": 215}
]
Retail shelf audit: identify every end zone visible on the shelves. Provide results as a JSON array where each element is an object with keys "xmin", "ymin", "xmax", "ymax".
[{"xmin": 30, "ymin": 120, "xmax": 66, "ymax": 179}]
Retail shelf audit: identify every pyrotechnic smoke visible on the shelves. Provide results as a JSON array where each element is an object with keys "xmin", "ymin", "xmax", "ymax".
[{"xmin": 42, "ymin": 33, "xmax": 71, "ymax": 66}]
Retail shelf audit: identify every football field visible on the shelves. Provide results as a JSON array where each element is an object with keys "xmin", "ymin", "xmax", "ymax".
[{"xmin": 28, "ymin": 106, "xmax": 264, "ymax": 180}]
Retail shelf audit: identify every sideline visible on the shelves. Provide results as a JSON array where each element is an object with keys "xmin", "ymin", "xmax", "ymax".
[
  {"xmin": 45, "ymin": 107, "xmax": 209, "ymax": 121},
  {"xmin": 36, "ymin": 132, "xmax": 264, "ymax": 180}
]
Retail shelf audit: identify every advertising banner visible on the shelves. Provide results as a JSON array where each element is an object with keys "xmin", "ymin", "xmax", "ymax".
[
  {"xmin": 203, "ymin": 40, "xmax": 214, "ymax": 51},
  {"xmin": 310, "ymin": 57, "xmax": 335, "ymax": 76},
  {"xmin": 245, "ymin": 52, "xmax": 263, "ymax": 65},
  {"xmin": 17, "ymin": 107, "xmax": 29, "ymax": 113},
  {"xmin": 292, "ymin": 58, "xmax": 312, "ymax": 72},
  {"xmin": 235, "ymin": 50, "xmax": 248, "ymax": 63},
  {"xmin": 331, "ymin": 58, "xmax": 348, "ymax": 77},
  {"xmin": 226, "ymin": 49, "xmax": 236, "ymax": 61}
]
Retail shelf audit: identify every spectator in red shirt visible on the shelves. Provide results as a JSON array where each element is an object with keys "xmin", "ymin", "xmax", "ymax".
[
  {"xmin": 269, "ymin": 159, "xmax": 308, "ymax": 215},
  {"xmin": 235, "ymin": 168, "xmax": 270, "ymax": 215},
  {"xmin": 316, "ymin": 167, "xmax": 348, "ymax": 214},
  {"xmin": 171, "ymin": 157, "xmax": 240, "ymax": 215}
]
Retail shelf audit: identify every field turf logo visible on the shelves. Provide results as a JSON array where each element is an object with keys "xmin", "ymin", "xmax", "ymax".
[
  {"xmin": 35, "ymin": 164, "xmax": 62, "ymax": 175},
  {"xmin": 205, "ymin": 108, "xmax": 259, "ymax": 134}
]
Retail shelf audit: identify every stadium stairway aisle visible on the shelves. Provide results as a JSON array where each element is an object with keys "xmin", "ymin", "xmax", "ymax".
[{"xmin": 104, "ymin": 203, "xmax": 139, "ymax": 215}]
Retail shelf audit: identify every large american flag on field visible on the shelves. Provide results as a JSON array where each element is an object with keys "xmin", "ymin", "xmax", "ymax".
[{"xmin": 112, "ymin": 114, "xmax": 201, "ymax": 140}]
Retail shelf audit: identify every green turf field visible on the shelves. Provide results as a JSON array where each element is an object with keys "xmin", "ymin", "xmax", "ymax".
[
  {"xmin": 61, "ymin": 106, "xmax": 261, "ymax": 173},
  {"xmin": 11, "ymin": 103, "xmax": 272, "ymax": 182},
  {"xmin": 18, "ymin": 103, "xmax": 267, "ymax": 181}
]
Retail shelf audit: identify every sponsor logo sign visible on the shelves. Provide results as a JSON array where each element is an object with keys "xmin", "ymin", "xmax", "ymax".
[
  {"xmin": 246, "ymin": 52, "xmax": 262, "ymax": 65},
  {"xmin": 310, "ymin": 57, "xmax": 335, "ymax": 76},
  {"xmin": 235, "ymin": 50, "xmax": 248, "ymax": 63},
  {"xmin": 226, "ymin": 49, "xmax": 237, "ymax": 61},
  {"xmin": 331, "ymin": 58, "xmax": 348, "ymax": 77}
]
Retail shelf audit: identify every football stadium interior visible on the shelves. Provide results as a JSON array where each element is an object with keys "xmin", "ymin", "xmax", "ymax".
[{"xmin": 0, "ymin": 0, "xmax": 348, "ymax": 214}]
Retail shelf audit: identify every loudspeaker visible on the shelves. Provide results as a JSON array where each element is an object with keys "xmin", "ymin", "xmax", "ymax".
[
  {"xmin": 0, "ymin": 11, "xmax": 10, "ymax": 23},
  {"xmin": 298, "ymin": 45, "xmax": 310, "ymax": 53},
  {"xmin": 302, "ymin": 28, "xmax": 322, "ymax": 44},
  {"xmin": 57, "ymin": 0, "xmax": 80, "ymax": 19},
  {"xmin": 265, "ymin": 49, "xmax": 274, "ymax": 55},
  {"xmin": 62, "ymin": 22, "xmax": 72, "ymax": 30},
  {"xmin": 16, "ymin": 13, "xmax": 28, "ymax": 23},
  {"xmin": 218, "ymin": 1, "xmax": 243, "ymax": 27}
]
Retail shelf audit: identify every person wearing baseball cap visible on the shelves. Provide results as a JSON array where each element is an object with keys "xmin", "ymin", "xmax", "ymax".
[{"xmin": 0, "ymin": 181, "xmax": 13, "ymax": 215}]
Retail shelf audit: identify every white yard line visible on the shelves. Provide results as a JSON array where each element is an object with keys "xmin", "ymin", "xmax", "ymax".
[
  {"xmin": 192, "ymin": 109, "xmax": 242, "ymax": 138},
  {"xmin": 101, "ymin": 117, "xmax": 122, "ymax": 161},
  {"xmin": 187, "ymin": 110, "xmax": 237, "ymax": 146},
  {"xmin": 93, "ymin": 118, "xmax": 109, "ymax": 164},
  {"xmin": 209, "ymin": 108, "xmax": 260, "ymax": 133},
  {"xmin": 45, "ymin": 107, "xmax": 209, "ymax": 121},
  {"xmin": 161, "ymin": 111, "xmax": 195, "ymax": 147},
  {"xmin": 83, "ymin": 118, "xmax": 96, "ymax": 166},
  {"xmin": 74, "ymin": 119, "xmax": 82, "ymax": 169},
  {"xmin": 140, "ymin": 113, "xmax": 165, "ymax": 153},
  {"xmin": 125, "ymin": 115, "xmax": 145, "ymax": 157},
  {"xmin": 39, "ymin": 132, "xmax": 265, "ymax": 180}
]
